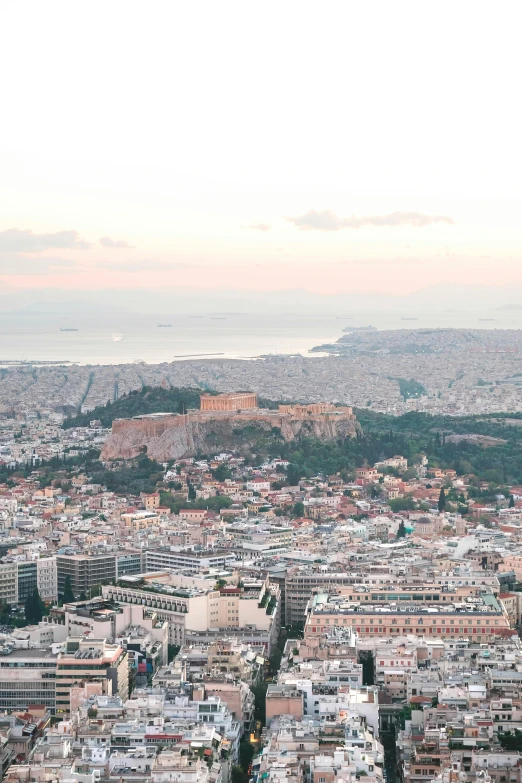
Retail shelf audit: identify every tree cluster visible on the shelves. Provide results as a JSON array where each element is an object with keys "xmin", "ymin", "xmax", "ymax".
[{"xmin": 24, "ymin": 588, "xmax": 45, "ymax": 624}]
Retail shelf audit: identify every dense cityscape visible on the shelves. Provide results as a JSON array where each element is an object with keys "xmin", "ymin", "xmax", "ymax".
[
  {"xmin": 1, "ymin": 364, "xmax": 522, "ymax": 783},
  {"xmin": 4, "ymin": 329, "xmax": 522, "ymax": 423}
]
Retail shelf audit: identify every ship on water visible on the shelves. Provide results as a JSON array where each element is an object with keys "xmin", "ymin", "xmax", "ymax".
[{"xmin": 60, "ymin": 328, "xmax": 78, "ymax": 331}]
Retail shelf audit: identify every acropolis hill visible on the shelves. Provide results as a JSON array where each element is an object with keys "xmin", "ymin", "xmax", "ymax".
[{"xmin": 101, "ymin": 393, "xmax": 360, "ymax": 461}]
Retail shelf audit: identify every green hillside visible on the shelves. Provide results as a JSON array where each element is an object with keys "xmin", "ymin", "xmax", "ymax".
[
  {"xmin": 63, "ymin": 386, "xmax": 204, "ymax": 428},
  {"xmin": 62, "ymin": 386, "xmax": 522, "ymax": 487}
]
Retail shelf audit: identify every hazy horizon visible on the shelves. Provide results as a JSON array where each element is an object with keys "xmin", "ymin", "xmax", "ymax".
[{"xmin": 1, "ymin": 283, "xmax": 522, "ymax": 317}]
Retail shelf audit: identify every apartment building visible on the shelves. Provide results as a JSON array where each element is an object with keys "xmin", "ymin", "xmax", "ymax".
[
  {"xmin": 55, "ymin": 637, "xmax": 129, "ymax": 715},
  {"xmin": 224, "ymin": 523, "xmax": 292, "ymax": 552},
  {"xmin": 144, "ymin": 548, "xmax": 236, "ymax": 574},
  {"xmin": 285, "ymin": 571, "xmax": 362, "ymax": 626},
  {"xmin": 0, "ymin": 645, "xmax": 58, "ymax": 713},
  {"xmin": 37, "ymin": 556, "xmax": 58, "ymax": 602},
  {"xmin": 61, "ymin": 597, "xmax": 168, "ymax": 665},
  {"xmin": 103, "ymin": 576, "xmax": 280, "ymax": 651},
  {"xmin": 121, "ymin": 511, "xmax": 160, "ymax": 530},
  {"xmin": 56, "ymin": 553, "xmax": 118, "ymax": 598},
  {"xmin": 17, "ymin": 561, "xmax": 38, "ymax": 604},
  {"xmin": 0, "ymin": 562, "xmax": 18, "ymax": 605}
]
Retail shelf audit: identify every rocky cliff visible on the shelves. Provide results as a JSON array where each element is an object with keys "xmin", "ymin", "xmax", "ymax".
[{"xmin": 101, "ymin": 410, "xmax": 361, "ymax": 462}]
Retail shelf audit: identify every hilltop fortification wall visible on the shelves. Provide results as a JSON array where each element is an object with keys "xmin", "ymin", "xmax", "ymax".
[{"xmin": 102, "ymin": 402, "xmax": 359, "ymax": 461}]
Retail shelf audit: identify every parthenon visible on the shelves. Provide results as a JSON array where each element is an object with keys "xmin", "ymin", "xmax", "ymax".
[{"xmin": 199, "ymin": 393, "xmax": 258, "ymax": 411}]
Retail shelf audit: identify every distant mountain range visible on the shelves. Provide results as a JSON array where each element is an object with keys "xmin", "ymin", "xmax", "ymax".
[{"xmin": 0, "ymin": 284, "xmax": 521, "ymax": 316}]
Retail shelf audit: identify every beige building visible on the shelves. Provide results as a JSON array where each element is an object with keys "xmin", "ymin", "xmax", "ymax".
[
  {"xmin": 120, "ymin": 510, "xmax": 160, "ymax": 530},
  {"xmin": 304, "ymin": 586, "xmax": 511, "ymax": 642},
  {"xmin": 55, "ymin": 637, "xmax": 129, "ymax": 715},
  {"xmin": 499, "ymin": 592, "xmax": 522, "ymax": 626},
  {"xmin": 103, "ymin": 575, "xmax": 280, "ymax": 650},
  {"xmin": 200, "ymin": 392, "xmax": 258, "ymax": 411},
  {"xmin": 266, "ymin": 685, "xmax": 304, "ymax": 723},
  {"xmin": 0, "ymin": 562, "xmax": 18, "ymax": 604}
]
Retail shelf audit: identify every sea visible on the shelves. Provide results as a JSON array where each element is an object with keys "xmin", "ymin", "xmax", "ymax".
[{"xmin": 1, "ymin": 310, "xmax": 522, "ymax": 366}]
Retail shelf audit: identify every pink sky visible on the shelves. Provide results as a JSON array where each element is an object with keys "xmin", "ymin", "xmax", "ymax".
[
  {"xmin": 1, "ymin": 3, "xmax": 521, "ymax": 298},
  {"xmin": 1, "ymin": 252, "xmax": 520, "ymax": 297}
]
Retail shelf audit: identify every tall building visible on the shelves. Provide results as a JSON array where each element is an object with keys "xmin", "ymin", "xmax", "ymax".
[
  {"xmin": 56, "ymin": 554, "xmax": 118, "ymax": 598},
  {"xmin": 0, "ymin": 563, "xmax": 18, "ymax": 605},
  {"xmin": 17, "ymin": 561, "xmax": 37, "ymax": 604},
  {"xmin": 0, "ymin": 646, "xmax": 58, "ymax": 713},
  {"xmin": 37, "ymin": 556, "xmax": 58, "ymax": 602},
  {"xmin": 55, "ymin": 637, "xmax": 129, "ymax": 715}
]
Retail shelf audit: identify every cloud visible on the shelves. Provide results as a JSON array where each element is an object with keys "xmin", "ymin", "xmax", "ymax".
[
  {"xmin": 0, "ymin": 253, "xmax": 78, "ymax": 275},
  {"xmin": 99, "ymin": 236, "xmax": 134, "ymax": 248},
  {"xmin": 286, "ymin": 209, "xmax": 454, "ymax": 231},
  {"xmin": 248, "ymin": 223, "xmax": 271, "ymax": 232},
  {"xmin": 0, "ymin": 228, "xmax": 90, "ymax": 251}
]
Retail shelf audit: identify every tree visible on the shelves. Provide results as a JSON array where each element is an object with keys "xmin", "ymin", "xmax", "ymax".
[
  {"xmin": 32, "ymin": 588, "xmax": 44, "ymax": 623},
  {"xmin": 498, "ymin": 729, "xmax": 522, "ymax": 751},
  {"xmin": 286, "ymin": 464, "xmax": 301, "ymax": 486},
  {"xmin": 231, "ymin": 766, "xmax": 247, "ymax": 783},
  {"xmin": 359, "ymin": 650, "xmax": 375, "ymax": 685},
  {"xmin": 438, "ymin": 487, "xmax": 446, "ymax": 512},
  {"xmin": 187, "ymin": 482, "xmax": 197, "ymax": 501},
  {"xmin": 79, "ymin": 592, "xmax": 88, "ymax": 601},
  {"xmin": 24, "ymin": 587, "xmax": 44, "ymax": 624},
  {"xmin": 212, "ymin": 464, "xmax": 231, "ymax": 482},
  {"xmin": 251, "ymin": 681, "xmax": 268, "ymax": 727},
  {"xmin": 389, "ymin": 496, "xmax": 415, "ymax": 512},
  {"xmin": 510, "ymin": 494, "xmax": 515, "ymax": 508},
  {"xmin": 293, "ymin": 501, "xmax": 305, "ymax": 517},
  {"xmin": 239, "ymin": 739, "xmax": 254, "ymax": 775},
  {"xmin": 396, "ymin": 520, "xmax": 406, "ymax": 539},
  {"xmin": 24, "ymin": 593, "xmax": 34, "ymax": 624},
  {"xmin": 62, "ymin": 575, "xmax": 75, "ymax": 603}
]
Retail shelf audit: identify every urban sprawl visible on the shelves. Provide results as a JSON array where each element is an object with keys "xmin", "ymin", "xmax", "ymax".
[{"xmin": 2, "ymin": 330, "xmax": 522, "ymax": 783}]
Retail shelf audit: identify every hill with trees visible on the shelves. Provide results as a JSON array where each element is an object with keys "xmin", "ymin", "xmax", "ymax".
[
  {"xmin": 63, "ymin": 387, "xmax": 284, "ymax": 430},
  {"xmin": 63, "ymin": 387, "xmax": 205, "ymax": 428},
  {"xmin": 59, "ymin": 386, "xmax": 522, "ymax": 490}
]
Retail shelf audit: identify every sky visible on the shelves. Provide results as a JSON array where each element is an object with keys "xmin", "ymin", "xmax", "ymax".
[{"xmin": 1, "ymin": 1, "xmax": 522, "ymax": 300}]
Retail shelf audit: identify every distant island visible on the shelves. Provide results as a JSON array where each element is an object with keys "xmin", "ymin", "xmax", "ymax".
[{"xmin": 342, "ymin": 325, "xmax": 377, "ymax": 333}]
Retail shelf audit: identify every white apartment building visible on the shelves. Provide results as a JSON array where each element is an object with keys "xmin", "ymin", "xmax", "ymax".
[
  {"xmin": 103, "ymin": 577, "xmax": 280, "ymax": 651},
  {"xmin": 37, "ymin": 556, "xmax": 58, "ymax": 602}
]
